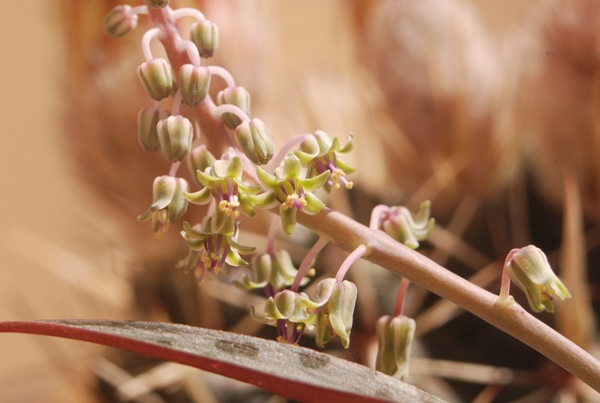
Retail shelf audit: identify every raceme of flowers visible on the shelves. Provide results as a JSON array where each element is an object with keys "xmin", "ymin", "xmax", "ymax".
[{"xmin": 104, "ymin": 0, "xmax": 570, "ymax": 382}]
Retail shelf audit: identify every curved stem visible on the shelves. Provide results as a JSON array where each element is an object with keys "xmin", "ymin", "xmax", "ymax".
[
  {"xmin": 291, "ymin": 237, "xmax": 329, "ymax": 292},
  {"xmin": 141, "ymin": 28, "xmax": 161, "ymax": 61},
  {"xmin": 172, "ymin": 90, "xmax": 182, "ymax": 116},
  {"xmin": 131, "ymin": 6, "xmax": 149, "ymax": 15},
  {"xmin": 168, "ymin": 162, "xmax": 181, "ymax": 177},
  {"xmin": 267, "ymin": 134, "xmax": 310, "ymax": 173},
  {"xmin": 296, "ymin": 208, "xmax": 600, "ymax": 392},
  {"xmin": 369, "ymin": 204, "xmax": 389, "ymax": 230},
  {"xmin": 335, "ymin": 244, "xmax": 368, "ymax": 282},
  {"xmin": 212, "ymin": 104, "xmax": 251, "ymax": 123},
  {"xmin": 207, "ymin": 66, "xmax": 236, "ymax": 88},
  {"xmin": 177, "ymin": 40, "xmax": 201, "ymax": 66},
  {"xmin": 170, "ymin": 7, "xmax": 206, "ymax": 22}
]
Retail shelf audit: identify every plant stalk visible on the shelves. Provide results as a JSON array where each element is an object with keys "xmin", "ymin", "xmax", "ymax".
[{"xmin": 298, "ymin": 208, "xmax": 600, "ymax": 392}]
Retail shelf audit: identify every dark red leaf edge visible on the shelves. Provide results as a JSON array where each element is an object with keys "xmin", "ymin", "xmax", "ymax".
[{"xmin": 0, "ymin": 320, "xmax": 443, "ymax": 403}]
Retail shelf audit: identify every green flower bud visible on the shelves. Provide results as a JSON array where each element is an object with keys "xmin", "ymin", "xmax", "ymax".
[
  {"xmin": 235, "ymin": 250, "xmax": 309, "ymax": 291},
  {"xmin": 264, "ymin": 290, "xmax": 297, "ymax": 320},
  {"xmin": 137, "ymin": 59, "xmax": 174, "ymax": 101},
  {"xmin": 217, "ymin": 86, "xmax": 251, "ymax": 129},
  {"xmin": 144, "ymin": 0, "xmax": 169, "ymax": 9},
  {"xmin": 506, "ymin": 245, "xmax": 571, "ymax": 313},
  {"xmin": 312, "ymin": 279, "xmax": 358, "ymax": 349},
  {"xmin": 138, "ymin": 176, "xmax": 189, "ymax": 238},
  {"xmin": 179, "ymin": 64, "xmax": 211, "ymax": 106},
  {"xmin": 190, "ymin": 20, "xmax": 219, "ymax": 58},
  {"xmin": 137, "ymin": 107, "xmax": 170, "ymax": 152},
  {"xmin": 157, "ymin": 115, "xmax": 193, "ymax": 162},
  {"xmin": 234, "ymin": 118, "xmax": 274, "ymax": 165},
  {"xmin": 376, "ymin": 315, "xmax": 416, "ymax": 379},
  {"xmin": 104, "ymin": 5, "xmax": 138, "ymax": 37},
  {"xmin": 187, "ymin": 146, "xmax": 216, "ymax": 185}
]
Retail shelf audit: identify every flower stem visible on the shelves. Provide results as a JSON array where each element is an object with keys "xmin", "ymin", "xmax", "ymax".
[
  {"xmin": 291, "ymin": 237, "xmax": 328, "ymax": 292},
  {"xmin": 296, "ymin": 208, "xmax": 600, "ymax": 392},
  {"xmin": 393, "ymin": 277, "xmax": 411, "ymax": 317},
  {"xmin": 335, "ymin": 244, "xmax": 368, "ymax": 282},
  {"xmin": 212, "ymin": 104, "xmax": 251, "ymax": 123},
  {"xmin": 141, "ymin": 27, "xmax": 161, "ymax": 61},
  {"xmin": 207, "ymin": 66, "xmax": 236, "ymax": 88}
]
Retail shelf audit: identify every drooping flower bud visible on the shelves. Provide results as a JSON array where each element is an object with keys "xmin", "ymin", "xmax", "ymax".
[
  {"xmin": 144, "ymin": 0, "xmax": 169, "ymax": 9},
  {"xmin": 138, "ymin": 176, "xmax": 189, "ymax": 238},
  {"xmin": 137, "ymin": 107, "xmax": 170, "ymax": 152},
  {"xmin": 264, "ymin": 290, "xmax": 297, "ymax": 320},
  {"xmin": 187, "ymin": 146, "xmax": 216, "ymax": 185},
  {"xmin": 300, "ymin": 278, "xmax": 357, "ymax": 348},
  {"xmin": 157, "ymin": 115, "xmax": 193, "ymax": 162},
  {"xmin": 104, "ymin": 5, "xmax": 138, "ymax": 37},
  {"xmin": 376, "ymin": 315, "xmax": 416, "ymax": 380},
  {"xmin": 234, "ymin": 118, "xmax": 274, "ymax": 165},
  {"xmin": 137, "ymin": 59, "xmax": 174, "ymax": 101},
  {"xmin": 321, "ymin": 279, "xmax": 357, "ymax": 348},
  {"xmin": 505, "ymin": 245, "xmax": 571, "ymax": 313},
  {"xmin": 235, "ymin": 250, "xmax": 309, "ymax": 291},
  {"xmin": 190, "ymin": 20, "xmax": 219, "ymax": 58},
  {"xmin": 179, "ymin": 64, "xmax": 211, "ymax": 106},
  {"xmin": 380, "ymin": 201, "xmax": 434, "ymax": 249},
  {"xmin": 217, "ymin": 86, "xmax": 251, "ymax": 129}
]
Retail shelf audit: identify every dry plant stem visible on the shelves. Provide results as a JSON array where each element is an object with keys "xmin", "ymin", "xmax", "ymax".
[{"xmin": 297, "ymin": 208, "xmax": 600, "ymax": 392}]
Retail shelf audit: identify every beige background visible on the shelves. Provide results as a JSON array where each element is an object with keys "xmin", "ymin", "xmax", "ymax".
[{"xmin": 0, "ymin": 1, "xmax": 133, "ymax": 402}]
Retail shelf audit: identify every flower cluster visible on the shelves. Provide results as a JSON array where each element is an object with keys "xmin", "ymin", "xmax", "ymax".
[
  {"xmin": 105, "ymin": 2, "xmax": 575, "ymax": 385},
  {"xmin": 104, "ymin": 1, "xmax": 360, "ymax": 349},
  {"xmin": 251, "ymin": 279, "xmax": 358, "ymax": 348}
]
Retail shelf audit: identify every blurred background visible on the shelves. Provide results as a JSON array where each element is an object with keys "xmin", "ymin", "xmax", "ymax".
[{"xmin": 2, "ymin": 0, "xmax": 600, "ymax": 402}]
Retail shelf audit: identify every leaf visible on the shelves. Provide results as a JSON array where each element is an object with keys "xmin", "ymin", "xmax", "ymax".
[{"xmin": 0, "ymin": 320, "xmax": 443, "ymax": 403}]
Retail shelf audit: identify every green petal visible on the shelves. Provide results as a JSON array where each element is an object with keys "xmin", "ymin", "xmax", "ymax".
[
  {"xmin": 209, "ymin": 215, "xmax": 236, "ymax": 236},
  {"xmin": 315, "ymin": 312, "xmax": 333, "ymax": 348},
  {"xmin": 338, "ymin": 133, "xmax": 354, "ymax": 154},
  {"xmin": 237, "ymin": 181, "xmax": 262, "ymax": 195},
  {"xmin": 256, "ymin": 167, "xmax": 279, "ymax": 189},
  {"xmin": 228, "ymin": 237, "xmax": 256, "ymax": 255},
  {"xmin": 224, "ymin": 156, "xmax": 244, "ymax": 178},
  {"xmin": 280, "ymin": 206, "xmax": 297, "ymax": 235},
  {"xmin": 225, "ymin": 249, "xmax": 248, "ymax": 267},
  {"xmin": 249, "ymin": 305, "xmax": 276, "ymax": 325},
  {"xmin": 184, "ymin": 188, "xmax": 213, "ymax": 205},
  {"xmin": 336, "ymin": 158, "xmax": 356, "ymax": 174},
  {"xmin": 196, "ymin": 169, "xmax": 220, "ymax": 188},
  {"xmin": 182, "ymin": 221, "xmax": 208, "ymax": 238},
  {"xmin": 299, "ymin": 170, "xmax": 329, "ymax": 192},
  {"xmin": 281, "ymin": 153, "xmax": 302, "ymax": 178},
  {"xmin": 303, "ymin": 192, "xmax": 325, "ymax": 215},
  {"xmin": 247, "ymin": 192, "xmax": 277, "ymax": 209}
]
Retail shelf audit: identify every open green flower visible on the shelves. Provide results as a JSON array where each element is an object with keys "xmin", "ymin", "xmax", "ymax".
[
  {"xmin": 185, "ymin": 155, "xmax": 271, "ymax": 228},
  {"xmin": 505, "ymin": 245, "xmax": 571, "ymax": 313},
  {"xmin": 294, "ymin": 131, "xmax": 355, "ymax": 191},
  {"xmin": 177, "ymin": 216, "xmax": 255, "ymax": 281},
  {"xmin": 256, "ymin": 153, "xmax": 329, "ymax": 235},
  {"xmin": 138, "ymin": 176, "xmax": 188, "ymax": 238}
]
